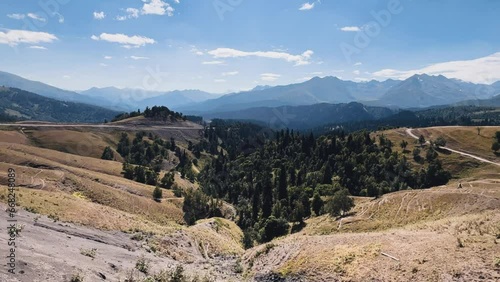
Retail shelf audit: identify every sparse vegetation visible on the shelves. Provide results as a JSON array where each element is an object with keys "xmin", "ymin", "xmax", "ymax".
[
  {"xmin": 79, "ymin": 248, "xmax": 97, "ymax": 259},
  {"xmin": 70, "ymin": 272, "xmax": 85, "ymax": 282},
  {"xmin": 135, "ymin": 255, "xmax": 150, "ymax": 274}
]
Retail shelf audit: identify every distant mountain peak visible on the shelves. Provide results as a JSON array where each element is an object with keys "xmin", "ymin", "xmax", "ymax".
[{"xmin": 251, "ymin": 85, "xmax": 271, "ymax": 91}]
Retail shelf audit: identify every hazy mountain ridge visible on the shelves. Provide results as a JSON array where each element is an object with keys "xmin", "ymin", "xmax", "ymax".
[
  {"xmin": 0, "ymin": 87, "xmax": 120, "ymax": 123},
  {"xmin": 180, "ymin": 74, "xmax": 499, "ymax": 113},
  {"xmin": 2, "ymin": 70, "xmax": 500, "ymax": 119},
  {"xmin": 203, "ymin": 102, "xmax": 395, "ymax": 130},
  {"xmin": 0, "ymin": 71, "xmax": 105, "ymax": 107},
  {"xmin": 376, "ymin": 74, "xmax": 494, "ymax": 108}
]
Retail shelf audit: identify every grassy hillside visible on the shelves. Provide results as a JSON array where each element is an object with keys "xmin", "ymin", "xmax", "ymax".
[
  {"xmin": 413, "ymin": 126, "xmax": 500, "ymax": 161},
  {"xmin": 0, "ymin": 125, "xmax": 498, "ymax": 281}
]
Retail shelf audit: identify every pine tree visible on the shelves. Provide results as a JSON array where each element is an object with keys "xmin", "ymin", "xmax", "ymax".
[
  {"xmin": 160, "ymin": 172, "xmax": 175, "ymax": 189},
  {"xmin": 152, "ymin": 186, "xmax": 163, "ymax": 202},
  {"xmin": 277, "ymin": 166, "xmax": 288, "ymax": 201},
  {"xmin": 312, "ymin": 192, "xmax": 323, "ymax": 216},
  {"xmin": 122, "ymin": 162, "xmax": 134, "ymax": 180},
  {"xmin": 261, "ymin": 173, "xmax": 273, "ymax": 218},
  {"xmin": 101, "ymin": 146, "xmax": 114, "ymax": 160}
]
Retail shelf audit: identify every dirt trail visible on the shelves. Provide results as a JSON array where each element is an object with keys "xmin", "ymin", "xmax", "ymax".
[{"xmin": 405, "ymin": 128, "xmax": 500, "ymax": 167}]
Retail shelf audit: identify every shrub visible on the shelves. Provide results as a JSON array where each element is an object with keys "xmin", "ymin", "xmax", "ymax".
[
  {"xmin": 135, "ymin": 255, "xmax": 150, "ymax": 274},
  {"xmin": 101, "ymin": 146, "xmax": 114, "ymax": 160},
  {"xmin": 259, "ymin": 216, "xmax": 289, "ymax": 243},
  {"xmin": 70, "ymin": 272, "xmax": 85, "ymax": 282},
  {"xmin": 153, "ymin": 186, "xmax": 163, "ymax": 202},
  {"xmin": 79, "ymin": 248, "xmax": 97, "ymax": 259},
  {"xmin": 325, "ymin": 189, "xmax": 354, "ymax": 217}
]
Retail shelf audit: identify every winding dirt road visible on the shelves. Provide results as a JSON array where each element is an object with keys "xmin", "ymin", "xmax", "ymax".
[{"xmin": 405, "ymin": 128, "xmax": 500, "ymax": 167}]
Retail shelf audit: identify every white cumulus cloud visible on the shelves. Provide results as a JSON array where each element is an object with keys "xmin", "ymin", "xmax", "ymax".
[
  {"xmin": 93, "ymin": 11, "xmax": 106, "ymax": 20},
  {"xmin": 222, "ymin": 71, "xmax": 239, "ymax": 76},
  {"xmin": 142, "ymin": 0, "xmax": 174, "ymax": 16},
  {"xmin": 130, "ymin": 56, "xmax": 150, "ymax": 60},
  {"xmin": 7, "ymin": 14, "xmax": 25, "ymax": 20},
  {"xmin": 0, "ymin": 29, "xmax": 57, "ymax": 46},
  {"xmin": 208, "ymin": 48, "xmax": 314, "ymax": 66},
  {"xmin": 372, "ymin": 52, "xmax": 500, "ymax": 84},
  {"xmin": 27, "ymin": 13, "xmax": 46, "ymax": 22},
  {"xmin": 299, "ymin": 2, "xmax": 315, "ymax": 11},
  {"xmin": 7, "ymin": 13, "xmax": 46, "ymax": 22},
  {"xmin": 260, "ymin": 73, "xmax": 281, "ymax": 82},
  {"xmin": 91, "ymin": 33, "xmax": 155, "ymax": 48},
  {"xmin": 28, "ymin": 45, "xmax": 47, "ymax": 50},
  {"xmin": 340, "ymin": 26, "xmax": 361, "ymax": 32},
  {"xmin": 202, "ymin": 61, "xmax": 224, "ymax": 65}
]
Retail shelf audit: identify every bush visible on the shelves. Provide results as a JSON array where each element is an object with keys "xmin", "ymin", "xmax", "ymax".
[
  {"xmin": 153, "ymin": 186, "xmax": 163, "ymax": 202},
  {"xmin": 101, "ymin": 146, "xmax": 114, "ymax": 160},
  {"xmin": 434, "ymin": 136, "xmax": 446, "ymax": 147},
  {"xmin": 259, "ymin": 216, "xmax": 289, "ymax": 243},
  {"xmin": 70, "ymin": 273, "xmax": 85, "ymax": 282},
  {"xmin": 135, "ymin": 255, "xmax": 150, "ymax": 274},
  {"xmin": 79, "ymin": 248, "xmax": 97, "ymax": 259},
  {"xmin": 325, "ymin": 189, "xmax": 354, "ymax": 217},
  {"xmin": 492, "ymin": 142, "xmax": 500, "ymax": 153},
  {"xmin": 182, "ymin": 189, "xmax": 222, "ymax": 225},
  {"xmin": 160, "ymin": 172, "xmax": 175, "ymax": 189},
  {"xmin": 412, "ymin": 147, "xmax": 421, "ymax": 161}
]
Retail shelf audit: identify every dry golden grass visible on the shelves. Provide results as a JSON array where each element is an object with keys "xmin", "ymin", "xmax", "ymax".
[
  {"xmin": 25, "ymin": 128, "xmax": 124, "ymax": 161},
  {"xmin": 0, "ymin": 142, "xmax": 123, "ymax": 176},
  {"xmin": 245, "ymin": 209, "xmax": 500, "ymax": 281},
  {"xmin": 0, "ymin": 129, "xmax": 29, "ymax": 144},
  {"xmin": 0, "ymin": 185, "xmax": 178, "ymax": 234},
  {"xmin": 303, "ymin": 181, "xmax": 500, "ymax": 235},
  {"xmin": 415, "ymin": 126, "xmax": 500, "ymax": 161},
  {"xmin": 0, "ymin": 140, "xmax": 185, "ymax": 231},
  {"xmin": 374, "ymin": 127, "xmax": 489, "ymax": 178},
  {"xmin": 188, "ymin": 218, "xmax": 244, "ymax": 256}
]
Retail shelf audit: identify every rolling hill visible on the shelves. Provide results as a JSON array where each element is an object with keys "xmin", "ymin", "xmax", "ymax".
[
  {"xmin": 0, "ymin": 87, "xmax": 120, "ymax": 123},
  {"xmin": 0, "ymin": 124, "xmax": 498, "ymax": 281}
]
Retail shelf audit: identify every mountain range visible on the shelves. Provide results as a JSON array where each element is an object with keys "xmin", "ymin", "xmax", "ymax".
[
  {"xmin": 1, "ymin": 70, "xmax": 500, "ymax": 125},
  {"xmin": 203, "ymin": 102, "xmax": 395, "ymax": 130},
  {"xmin": 179, "ymin": 74, "xmax": 500, "ymax": 114}
]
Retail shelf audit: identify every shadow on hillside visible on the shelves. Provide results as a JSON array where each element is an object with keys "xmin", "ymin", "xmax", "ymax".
[
  {"xmin": 436, "ymin": 147, "xmax": 452, "ymax": 155},
  {"xmin": 291, "ymin": 221, "xmax": 306, "ymax": 234}
]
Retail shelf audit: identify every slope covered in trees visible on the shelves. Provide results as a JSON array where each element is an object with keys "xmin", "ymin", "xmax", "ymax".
[
  {"xmin": 112, "ymin": 106, "xmax": 186, "ymax": 122},
  {"xmin": 196, "ymin": 121, "xmax": 451, "ymax": 244}
]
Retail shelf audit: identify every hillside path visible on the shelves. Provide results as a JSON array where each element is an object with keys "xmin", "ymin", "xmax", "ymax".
[{"xmin": 405, "ymin": 128, "xmax": 500, "ymax": 167}]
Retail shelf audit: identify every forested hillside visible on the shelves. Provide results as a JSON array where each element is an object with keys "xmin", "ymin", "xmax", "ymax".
[
  {"xmin": 194, "ymin": 120, "xmax": 451, "ymax": 245},
  {"xmin": 107, "ymin": 114, "xmax": 453, "ymax": 246},
  {"xmin": 316, "ymin": 106, "xmax": 500, "ymax": 134}
]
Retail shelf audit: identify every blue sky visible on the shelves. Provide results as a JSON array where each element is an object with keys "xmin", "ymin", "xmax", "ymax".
[{"xmin": 1, "ymin": 0, "xmax": 500, "ymax": 93}]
